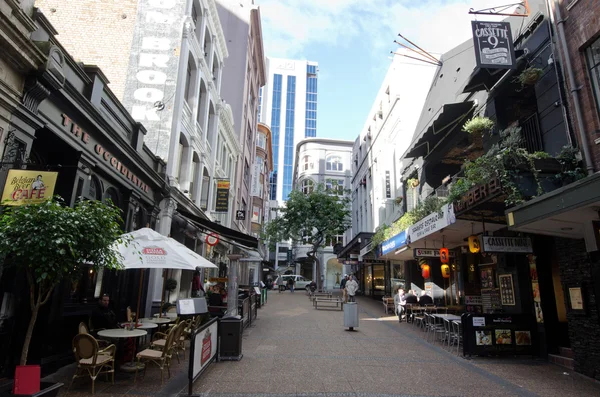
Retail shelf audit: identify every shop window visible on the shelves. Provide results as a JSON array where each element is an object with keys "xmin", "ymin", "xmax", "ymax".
[
  {"xmin": 104, "ymin": 187, "xmax": 120, "ymax": 207},
  {"xmin": 586, "ymin": 36, "xmax": 600, "ymax": 120},
  {"xmin": 88, "ymin": 176, "xmax": 102, "ymax": 200}
]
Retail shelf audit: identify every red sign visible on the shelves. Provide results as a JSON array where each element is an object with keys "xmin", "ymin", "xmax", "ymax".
[
  {"xmin": 143, "ymin": 247, "xmax": 166, "ymax": 255},
  {"xmin": 205, "ymin": 233, "xmax": 219, "ymax": 246},
  {"xmin": 201, "ymin": 331, "xmax": 211, "ymax": 366}
]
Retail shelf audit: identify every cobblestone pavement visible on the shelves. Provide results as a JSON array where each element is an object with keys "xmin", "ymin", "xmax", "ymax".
[{"xmin": 189, "ymin": 290, "xmax": 600, "ymax": 397}]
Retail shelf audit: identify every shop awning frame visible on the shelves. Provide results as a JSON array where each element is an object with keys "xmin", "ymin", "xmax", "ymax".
[
  {"xmin": 176, "ymin": 208, "xmax": 259, "ymax": 249},
  {"xmin": 404, "ymin": 101, "xmax": 475, "ymax": 159}
]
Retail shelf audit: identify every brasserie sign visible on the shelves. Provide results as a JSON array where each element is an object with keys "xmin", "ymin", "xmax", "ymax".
[{"xmin": 471, "ymin": 21, "xmax": 516, "ymax": 70}]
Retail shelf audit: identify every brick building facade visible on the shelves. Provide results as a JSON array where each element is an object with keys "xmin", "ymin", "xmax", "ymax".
[
  {"xmin": 35, "ymin": 0, "xmax": 139, "ymax": 100},
  {"xmin": 553, "ymin": 0, "xmax": 600, "ymax": 171}
]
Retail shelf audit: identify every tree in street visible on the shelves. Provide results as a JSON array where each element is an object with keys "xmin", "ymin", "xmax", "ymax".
[
  {"xmin": 0, "ymin": 197, "xmax": 127, "ymax": 366},
  {"xmin": 263, "ymin": 184, "xmax": 351, "ymax": 290}
]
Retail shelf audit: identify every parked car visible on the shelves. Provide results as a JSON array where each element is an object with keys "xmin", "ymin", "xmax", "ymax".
[{"xmin": 275, "ymin": 275, "xmax": 312, "ymax": 290}]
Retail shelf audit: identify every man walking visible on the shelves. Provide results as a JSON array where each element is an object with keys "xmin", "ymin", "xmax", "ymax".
[{"xmin": 287, "ymin": 277, "xmax": 295, "ymax": 293}]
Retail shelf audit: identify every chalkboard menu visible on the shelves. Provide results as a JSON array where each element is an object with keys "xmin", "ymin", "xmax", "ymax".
[{"xmin": 461, "ymin": 313, "xmax": 537, "ymax": 357}]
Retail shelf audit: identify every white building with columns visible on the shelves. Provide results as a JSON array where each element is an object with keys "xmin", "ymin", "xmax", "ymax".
[{"xmin": 35, "ymin": 0, "xmax": 252, "ymax": 313}]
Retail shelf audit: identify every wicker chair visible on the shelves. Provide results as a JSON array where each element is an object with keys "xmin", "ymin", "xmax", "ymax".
[
  {"xmin": 150, "ymin": 320, "xmax": 186, "ymax": 362},
  {"xmin": 78, "ymin": 322, "xmax": 111, "ymax": 349},
  {"xmin": 135, "ymin": 322, "xmax": 181, "ymax": 384},
  {"xmin": 70, "ymin": 333, "xmax": 116, "ymax": 394}
]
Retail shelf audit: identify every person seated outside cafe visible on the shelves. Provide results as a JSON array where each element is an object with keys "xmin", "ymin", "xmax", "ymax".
[
  {"xmin": 394, "ymin": 288, "xmax": 406, "ymax": 322},
  {"xmin": 191, "ymin": 267, "xmax": 205, "ymax": 297},
  {"xmin": 418, "ymin": 290, "xmax": 434, "ymax": 305},
  {"xmin": 404, "ymin": 290, "xmax": 418, "ymax": 322},
  {"xmin": 91, "ymin": 293, "xmax": 118, "ymax": 330}
]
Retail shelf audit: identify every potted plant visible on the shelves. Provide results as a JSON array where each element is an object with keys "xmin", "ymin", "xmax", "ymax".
[
  {"xmin": 0, "ymin": 197, "xmax": 126, "ymax": 396},
  {"xmin": 406, "ymin": 178, "xmax": 419, "ymax": 189},
  {"xmin": 462, "ymin": 116, "xmax": 495, "ymax": 136},
  {"xmin": 394, "ymin": 196, "xmax": 403, "ymax": 206},
  {"xmin": 515, "ymin": 67, "xmax": 544, "ymax": 87}
]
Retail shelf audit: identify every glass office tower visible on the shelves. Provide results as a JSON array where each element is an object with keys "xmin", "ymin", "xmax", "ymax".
[{"xmin": 259, "ymin": 58, "xmax": 319, "ymax": 202}]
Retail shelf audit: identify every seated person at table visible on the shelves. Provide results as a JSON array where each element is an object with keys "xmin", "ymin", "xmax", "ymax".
[
  {"xmin": 404, "ymin": 290, "xmax": 418, "ymax": 304},
  {"xmin": 418, "ymin": 290, "xmax": 434, "ymax": 305},
  {"xmin": 91, "ymin": 293, "xmax": 119, "ymax": 330}
]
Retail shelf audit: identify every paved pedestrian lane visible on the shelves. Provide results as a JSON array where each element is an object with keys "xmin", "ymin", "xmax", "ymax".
[{"xmin": 188, "ymin": 291, "xmax": 600, "ymax": 397}]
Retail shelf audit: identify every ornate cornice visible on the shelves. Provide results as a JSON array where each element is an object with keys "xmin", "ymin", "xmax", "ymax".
[{"xmin": 207, "ymin": 0, "xmax": 228, "ymax": 60}]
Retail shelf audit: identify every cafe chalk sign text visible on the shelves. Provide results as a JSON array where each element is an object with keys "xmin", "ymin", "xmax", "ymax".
[
  {"xmin": 60, "ymin": 114, "xmax": 151, "ymax": 194},
  {"xmin": 472, "ymin": 21, "xmax": 516, "ymax": 70},
  {"xmin": 482, "ymin": 236, "xmax": 533, "ymax": 253},
  {"xmin": 1, "ymin": 170, "xmax": 58, "ymax": 206},
  {"xmin": 214, "ymin": 180, "xmax": 230, "ymax": 212}
]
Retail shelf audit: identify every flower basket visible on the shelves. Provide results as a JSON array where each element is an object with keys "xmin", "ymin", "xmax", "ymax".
[
  {"xmin": 462, "ymin": 116, "xmax": 495, "ymax": 135},
  {"xmin": 515, "ymin": 67, "xmax": 544, "ymax": 86}
]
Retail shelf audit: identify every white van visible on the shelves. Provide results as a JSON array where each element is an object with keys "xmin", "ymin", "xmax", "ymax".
[{"xmin": 275, "ymin": 275, "xmax": 312, "ymax": 291}]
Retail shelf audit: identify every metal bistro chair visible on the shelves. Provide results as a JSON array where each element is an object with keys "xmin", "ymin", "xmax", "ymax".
[
  {"xmin": 442, "ymin": 318, "xmax": 452, "ymax": 347},
  {"xmin": 426, "ymin": 314, "xmax": 445, "ymax": 343},
  {"xmin": 70, "ymin": 333, "xmax": 116, "ymax": 394},
  {"xmin": 450, "ymin": 320, "xmax": 463, "ymax": 356},
  {"xmin": 150, "ymin": 320, "xmax": 186, "ymax": 363},
  {"xmin": 78, "ymin": 322, "xmax": 111, "ymax": 349}
]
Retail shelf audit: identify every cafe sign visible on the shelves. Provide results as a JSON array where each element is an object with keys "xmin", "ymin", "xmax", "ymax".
[
  {"xmin": 471, "ymin": 21, "xmax": 516, "ymax": 70},
  {"xmin": 1, "ymin": 170, "xmax": 58, "ymax": 206},
  {"xmin": 407, "ymin": 203, "xmax": 456, "ymax": 243},
  {"xmin": 214, "ymin": 180, "xmax": 230, "ymax": 212},
  {"xmin": 413, "ymin": 248, "xmax": 456, "ymax": 258},
  {"xmin": 482, "ymin": 236, "xmax": 533, "ymax": 253}
]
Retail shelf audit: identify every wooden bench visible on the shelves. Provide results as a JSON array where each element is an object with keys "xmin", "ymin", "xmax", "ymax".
[
  {"xmin": 310, "ymin": 292, "xmax": 333, "ymax": 301},
  {"xmin": 382, "ymin": 297, "xmax": 395, "ymax": 314},
  {"xmin": 314, "ymin": 297, "xmax": 343, "ymax": 310}
]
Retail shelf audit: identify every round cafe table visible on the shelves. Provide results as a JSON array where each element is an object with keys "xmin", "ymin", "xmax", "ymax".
[{"xmin": 97, "ymin": 329, "xmax": 148, "ymax": 372}]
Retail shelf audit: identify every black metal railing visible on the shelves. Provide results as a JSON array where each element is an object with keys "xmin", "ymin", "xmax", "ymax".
[{"xmin": 520, "ymin": 113, "xmax": 543, "ymax": 153}]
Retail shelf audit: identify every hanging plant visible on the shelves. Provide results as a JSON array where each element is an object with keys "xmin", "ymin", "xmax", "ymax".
[
  {"xmin": 462, "ymin": 116, "xmax": 495, "ymax": 136},
  {"xmin": 394, "ymin": 196, "xmax": 403, "ymax": 206},
  {"xmin": 407, "ymin": 178, "xmax": 419, "ymax": 188},
  {"xmin": 514, "ymin": 67, "xmax": 544, "ymax": 87}
]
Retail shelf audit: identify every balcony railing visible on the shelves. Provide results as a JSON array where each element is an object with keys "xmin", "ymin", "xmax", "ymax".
[{"xmin": 520, "ymin": 113, "xmax": 543, "ymax": 153}]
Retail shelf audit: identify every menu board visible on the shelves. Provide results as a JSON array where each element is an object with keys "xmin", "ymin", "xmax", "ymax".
[
  {"xmin": 461, "ymin": 313, "xmax": 536, "ymax": 357},
  {"xmin": 499, "ymin": 274, "xmax": 516, "ymax": 306},
  {"xmin": 481, "ymin": 288, "xmax": 502, "ymax": 313},
  {"xmin": 480, "ymin": 267, "xmax": 495, "ymax": 289}
]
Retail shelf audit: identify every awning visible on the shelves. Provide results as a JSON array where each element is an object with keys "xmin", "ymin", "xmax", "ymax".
[
  {"xmin": 175, "ymin": 209, "xmax": 259, "ymax": 249},
  {"xmin": 506, "ymin": 173, "xmax": 600, "ymax": 250},
  {"xmin": 337, "ymin": 232, "xmax": 374, "ymax": 259},
  {"xmin": 404, "ymin": 101, "xmax": 475, "ymax": 159},
  {"xmin": 461, "ymin": 67, "xmax": 506, "ymax": 93}
]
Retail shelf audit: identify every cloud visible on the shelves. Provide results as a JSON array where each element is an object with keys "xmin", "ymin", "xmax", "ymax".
[{"xmin": 256, "ymin": 0, "xmax": 510, "ymax": 59}]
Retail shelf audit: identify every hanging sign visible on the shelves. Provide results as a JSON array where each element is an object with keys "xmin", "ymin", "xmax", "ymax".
[
  {"xmin": 385, "ymin": 171, "xmax": 391, "ymax": 199},
  {"xmin": 482, "ymin": 236, "xmax": 533, "ymax": 253},
  {"xmin": 214, "ymin": 180, "xmax": 230, "ymax": 212},
  {"xmin": 471, "ymin": 21, "xmax": 517, "ymax": 70},
  {"xmin": 1, "ymin": 170, "xmax": 58, "ymax": 206},
  {"xmin": 413, "ymin": 248, "xmax": 456, "ymax": 258}
]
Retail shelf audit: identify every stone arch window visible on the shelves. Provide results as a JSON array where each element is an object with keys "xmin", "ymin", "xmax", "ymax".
[
  {"xmin": 326, "ymin": 154, "xmax": 343, "ymax": 171},
  {"xmin": 103, "ymin": 187, "xmax": 120, "ymax": 207},
  {"xmin": 88, "ymin": 176, "xmax": 102, "ymax": 200}
]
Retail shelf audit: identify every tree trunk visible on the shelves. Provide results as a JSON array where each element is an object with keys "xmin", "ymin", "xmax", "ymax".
[{"xmin": 20, "ymin": 303, "xmax": 40, "ymax": 366}]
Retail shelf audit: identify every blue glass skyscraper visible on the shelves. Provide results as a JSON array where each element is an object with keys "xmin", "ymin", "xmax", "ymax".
[{"xmin": 258, "ymin": 58, "xmax": 318, "ymax": 202}]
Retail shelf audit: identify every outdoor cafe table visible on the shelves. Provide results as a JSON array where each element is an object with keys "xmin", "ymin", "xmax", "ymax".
[
  {"xmin": 97, "ymin": 329, "xmax": 148, "ymax": 372},
  {"xmin": 432, "ymin": 313, "xmax": 462, "ymax": 321}
]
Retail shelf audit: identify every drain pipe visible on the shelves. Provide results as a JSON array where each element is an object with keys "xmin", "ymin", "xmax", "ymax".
[{"xmin": 550, "ymin": 0, "xmax": 595, "ymax": 174}]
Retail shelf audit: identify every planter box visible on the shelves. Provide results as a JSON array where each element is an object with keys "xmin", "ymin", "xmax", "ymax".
[{"xmin": 0, "ymin": 383, "xmax": 63, "ymax": 397}]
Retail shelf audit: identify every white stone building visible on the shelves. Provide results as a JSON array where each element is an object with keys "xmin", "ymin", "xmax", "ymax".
[{"xmin": 291, "ymin": 138, "xmax": 353, "ymax": 288}]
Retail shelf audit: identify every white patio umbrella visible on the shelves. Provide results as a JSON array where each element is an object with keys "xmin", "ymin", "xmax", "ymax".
[{"xmin": 113, "ymin": 228, "xmax": 217, "ymax": 320}]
